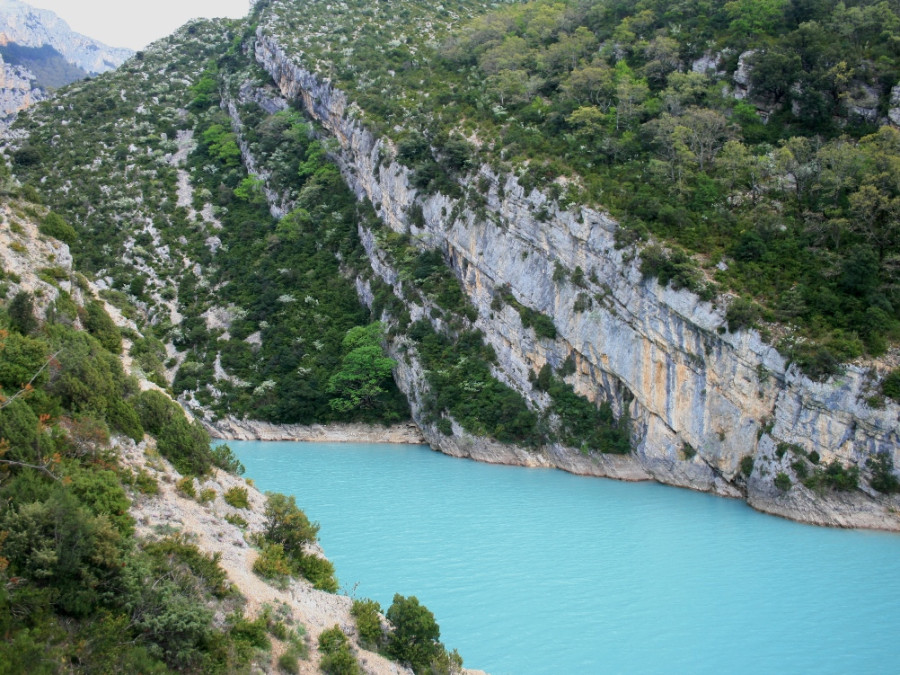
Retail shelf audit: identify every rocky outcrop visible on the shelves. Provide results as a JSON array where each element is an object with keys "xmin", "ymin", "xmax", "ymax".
[
  {"xmin": 0, "ymin": 0, "xmax": 132, "ymax": 74},
  {"xmin": 253, "ymin": 31, "xmax": 900, "ymax": 530},
  {"xmin": 0, "ymin": 52, "xmax": 45, "ymax": 121}
]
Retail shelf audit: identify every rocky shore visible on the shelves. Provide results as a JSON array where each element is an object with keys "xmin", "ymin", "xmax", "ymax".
[{"xmin": 206, "ymin": 417, "xmax": 426, "ymax": 444}]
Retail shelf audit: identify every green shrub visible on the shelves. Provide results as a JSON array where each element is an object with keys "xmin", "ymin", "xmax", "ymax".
[
  {"xmin": 740, "ymin": 456, "xmax": 754, "ymax": 477},
  {"xmin": 884, "ymin": 370, "xmax": 900, "ymax": 403},
  {"xmin": 804, "ymin": 460, "xmax": 860, "ymax": 492},
  {"xmin": 198, "ymin": 488, "xmax": 216, "ymax": 503},
  {"xmin": 212, "ymin": 443, "xmax": 245, "ymax": 474},
  {"xmin": 774, "ymin": 472, "xmax": 792, "ymax": 491},
  {"xmin": 176, "ymin": 476, "xmax": 196, "ymax": 498},
  {"xmin": 224, "ymin": 486, "xmax": 250, "ymax": 509},
  {"xmin": 133, "ymin": 468, "xmax": 159, "ymax": 495},
  {"xmin": 144, "ymin": 535, "xmax": 230, "ymax": 598},
  {"xmin": 262, "ymin": 493, "xmax": 320, "ymax": 560},
  {"xmin": 351, "ymin": 599, "xmax": 384, "ymax": 649},
  {"xmin": 868, "ymin": 453, "xmax": 900, "ymax": 494},
  {"xmin": 225, "ymin": 513, "xmax": 248, "ymax": 528},
  {"xmin": 385, "ymin": 595, "xmax": 449, "ymax": 675},
  {"xmin": 82, "ymin": 300, "xmax": 122, "ymax": 354},
  {"xmin": 790, "ymin": 459, "xmax": 809, "ymax": 480},
  {"xmin": 295, "ymin": 554, "xmax": 338, "ymax": 593},
  {"xmin": 253, "ymin": 543, "xmax": 292, "ymax": 583},
  {"xmin": 106, "ymin": 397, "xmax": 144, "ymax": 442},
  {"xmin": 8, "ymin": 291, "xmax": 38, "ymax": 335},
  {"xmin": 318, "ymin": 626, "xmax": 359, "ymax": 675},
  {"xmin": 278, "ymin": 650, "xmax": 300, "ymax": 674}
]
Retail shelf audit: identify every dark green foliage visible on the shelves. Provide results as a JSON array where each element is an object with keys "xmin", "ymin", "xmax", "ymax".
[
  {"xmin": 262, "ymin": 493, "xmax": 320, "ymax": 558},
  {"xmin": 543, "ymin": 375, "xmax": 630, "ymax": 454},
  {"xmin": 294, "ymin": 553, "xmax": 339, "ymax": 593},
  {"xmin": 82, "ymin": 300, "xmax": 122, "ymax": 354},
  {"xmin": 0, "ymin": 336, "xmax": 47, "ymax": 400},
  {"xmin": 212, "ymin": 443, "xmax": 245, "ymax": 475},
  {"xmin": 319, "ymin": 625, "xmax": 360, "ymax": 675},
  {"xmin": 328, "ymin": 323, "xmax": 397, "ymax": 414},
  {"xmin": 224, "ymin": 486, "xmax": 250, "ymax": 508},
  {"xmin": 107, "ymin": 396, "xmax": 145, "ymax": 442},
  {"xmin": 39, "ymin": 211, "xmax": 77, "ymax": 244},
  {"xmin": 157, "ymin": 418, "xmax": 213, "ymax": 477},
  {"xmin": 774, "ymin": 472, "xmax": 792, "ymax": 491},
  {"xmin": 640, "ymin": 246, "xmax": 703, "ymax": 294},
  {"xmin": 144, "ymin": 535, "xmax": 231, "ymax": 598},
  {"xmin": 385, "ymin": 594, "xmax": 449, "ymax": 675},
  {"xmin": 791, "ymin": 459, "xmax": 809, "ymax": 480},
  {"xmin": 352, "ymin": 598, "xmax": 384, "ymax": 650},
  {"xmin": 47, "ymin": 328, "xmax": 129, "ymax": 417},
  {"xmin": 868, "ymin": 453, "xmax": 900, "ymax": 494},
  {"xmin": 8, "ymin": 291, "xmax": 38, "ymax": 335},
  {"xmin": 740, "ymin": 456, "xmax": 754, "ymax": 477},
  {"xmin": 410, "ymin": 320, "xmax": 539, "ymax": 444},
  {"xmin": 804, "ymin": 460, "xmax": 860, "ymax": 492},
  {"xmin": 1, "ymin": 485, "xmax": 126, "ymax": 617},
  {"xmin": 883, "ymin": 370, "xmax": 900, "ymax": 402},
  {"xmin": 135, "ymin": 390, "xmax": 214, "ymax": 476},
  {"xmin": 257, "ymin": 492, "xmax": 338, "ymax": 591},
  {"xmin": 725, "ymin": 298, "xmax": 761, "ymax": 333},
  {"xmin": 0, "ymin": 398, "xmax": 40, "ymax": 461}
]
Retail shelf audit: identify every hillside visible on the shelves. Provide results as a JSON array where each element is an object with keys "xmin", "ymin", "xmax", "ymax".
[
  {"xmin": 4, "ymin": 0, "xmax": 900, "ymax": 534},
  {"xmin": 0, "ymin": 189, "xmax": 465, "ymax": 672}
]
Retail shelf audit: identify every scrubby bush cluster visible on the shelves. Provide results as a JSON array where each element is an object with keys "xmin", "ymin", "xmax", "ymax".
[
  {"xmin": 348, "ymin": 595, "xmax": 463, "ymax": 675},
  {"xmin": 0, "ymin": 278, "xmax": 273, "ymax": 671},
  {"xmin": 252, "ymin": 492, "xmax": 338, "ymax": 592}
]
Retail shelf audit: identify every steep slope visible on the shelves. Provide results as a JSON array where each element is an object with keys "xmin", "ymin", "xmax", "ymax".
[
  {"xmin": 6, "ymin": 0, "xmax": 900, "ymax": 532},
  {"xmin": 249, "ymin": 0, "xmax": 900, "ymax": 528},
  {"xmin": 0, "ymin": 192, "xmax": 467, "ymax": 674}
]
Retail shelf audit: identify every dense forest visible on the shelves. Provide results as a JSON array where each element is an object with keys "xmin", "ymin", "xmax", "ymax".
[{"xmin": 266, "ymin": 0, "xmax": 900, "ymax": 377}]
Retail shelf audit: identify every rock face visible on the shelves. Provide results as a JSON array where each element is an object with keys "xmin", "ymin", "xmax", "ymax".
[
  {"xmin": 0, "ymin": 0, "xmax": 132, "ymax": 74},
  {"xmin": 251, "ymin": 31, "xmax": 900, "ymax": 530},
  {"xmin": 0, "ymin": 51, "xmax": 45, "ymax": 118}
]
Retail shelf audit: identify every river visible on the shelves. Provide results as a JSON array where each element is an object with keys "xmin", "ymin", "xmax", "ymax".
[{"xmin": 230, "ymin": 440, "xmax": 900, "ymax": 674}]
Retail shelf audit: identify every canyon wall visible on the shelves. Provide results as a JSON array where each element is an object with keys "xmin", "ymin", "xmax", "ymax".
[{"xmin": 253, "ymin": 31, "xmax": 900, "ymax": 530}]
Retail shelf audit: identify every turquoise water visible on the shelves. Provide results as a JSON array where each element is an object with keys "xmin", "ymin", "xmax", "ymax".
[{"xmin": 230, "ymin": 441, "xmax": 900, "ymax": 674}]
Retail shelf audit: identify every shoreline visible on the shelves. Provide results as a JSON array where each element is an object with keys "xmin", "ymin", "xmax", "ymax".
[
  {"xmin": 206, "ymin": 418, "xmax": 900, "ymax": 533},
  {"xmin": 206, "ymin": 417, "xmax": 427, "ymax": 445}
]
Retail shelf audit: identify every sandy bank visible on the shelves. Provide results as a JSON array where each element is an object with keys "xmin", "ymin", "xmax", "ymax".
[{"xmin": 206, "ymin": 417, "xmax": 426, "ymax": 445}]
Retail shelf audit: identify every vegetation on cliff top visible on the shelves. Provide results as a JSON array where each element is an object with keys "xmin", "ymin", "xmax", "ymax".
[{"xmin": 262, "ymin": 0, "xmax": 900, "ymax": 375}]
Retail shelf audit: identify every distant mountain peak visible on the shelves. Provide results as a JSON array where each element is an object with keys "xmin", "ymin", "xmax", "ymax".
[
  {"xmin": 0, "ymin": 0, "xmax": 132, "ymax": 75},
  {"xmin": 0, "ymin": 0, "xmax": 133, "ymax": 124}
]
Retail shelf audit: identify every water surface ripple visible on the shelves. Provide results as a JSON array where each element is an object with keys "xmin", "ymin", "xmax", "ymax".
[{"xmin": 231, "ymin": 441, "xmax": 900, "ymax": 674}]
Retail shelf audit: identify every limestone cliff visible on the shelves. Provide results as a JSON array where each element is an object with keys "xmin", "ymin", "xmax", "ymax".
[
  {"xmin": 0, "ymin": 51, "xmax": 45, "ymax": 120},
  {"xmin": 250, "ymin": 31, "xmax": 900, "ymax": 529},
  {"xmin": 250, "ymin": 30, "xmax": 900, "ymax": 531}
]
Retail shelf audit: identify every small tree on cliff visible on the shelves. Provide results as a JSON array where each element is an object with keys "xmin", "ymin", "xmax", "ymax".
[{"xmin": 327, "ymin": 322, "xmax": 396, "ymax": 413}]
